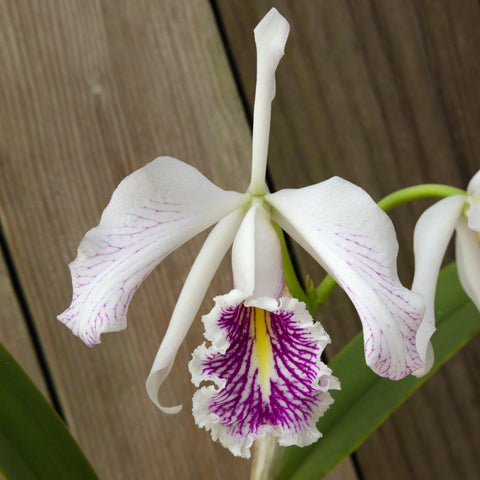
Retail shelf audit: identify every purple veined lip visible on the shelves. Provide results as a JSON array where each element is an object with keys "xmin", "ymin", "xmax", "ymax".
[{"xmin": 190, "ymin": 291, "xmax": 340, "ymax": 458}]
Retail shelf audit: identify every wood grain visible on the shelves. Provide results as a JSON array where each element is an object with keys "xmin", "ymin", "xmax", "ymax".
[
  {"xmin": 215, "ymin": 0, "xmax": 480, "ymax": 478},
  {"xmin": 0, "ymin": 250, "xmax": 48, "ymax": 398},
  {"xmin": 0, "ymin": 1, "xmax": 252, "ymax": 478},
  {"xmin": 0, "ymin": 248, "xmax": 50, "ymax": 480}
]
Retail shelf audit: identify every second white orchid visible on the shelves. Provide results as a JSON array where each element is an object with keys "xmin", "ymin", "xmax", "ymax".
[{"xmin": 412, "ymin": 171, "xmax": 480, "ymax": 375}]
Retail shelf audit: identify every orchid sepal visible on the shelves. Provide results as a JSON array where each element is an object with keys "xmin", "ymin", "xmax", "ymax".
[{"xmin": 249, "ymin": 8, "xmax": 289, "ymax": 195}]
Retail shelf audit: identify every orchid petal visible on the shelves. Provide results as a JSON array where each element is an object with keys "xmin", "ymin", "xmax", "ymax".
[
  {"xmin": 411, "ymin": 195, "xmax": 465, "ymax": 376},
  {"xmin": 467, "ymin": 170, "xmax": 480, "ymax": 195},
  {"xmin": 467, "ymin": 201, "xmax": 480, "ymax": 231},
  {"xmin": 249, "ymin": 8, "xmax": 290, "ymax": 194},
  {"xmin": 466, "ymin": 198, "xmax": 480, "ymax": 233},
  {"xmin": 146, "ymin": 208, "xmax": 245, "ymax": 413},
  {"xmin": 58, "ymin": 157, "xmax": 247, "ymax": 346},
  {"xmin": 466, "ymin": 171, "xmax": 480, "ymax": 229},
  {"xmin": 456, "ymin": 216, "xmax": 480, "ymax": 311},
  {"xmin": 232, "ymin": 203, "xmax": 284, "ymax": 299},
  {"xmin": 267, "ymin": 178, "xmax": 425, "ymax": 380},
  {"xmin": 189, "ymin": 292, "xmax": 339, "ymax": 458}
]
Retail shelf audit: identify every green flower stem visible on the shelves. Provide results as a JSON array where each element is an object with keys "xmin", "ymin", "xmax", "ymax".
[
  {"xmin": 377, "ymin": 184, "xmax": 466, "ymax": 212},
  {"xmin": 310, "ymin": 184, "xmax": 467, "ymax": 310},
  {"xmin": 310, "ymin": 275, "xmax": 337, "ymax": 315},
  {"xmin": 273, "ymin": 222, "xmax": 309, "ymax": 306}
]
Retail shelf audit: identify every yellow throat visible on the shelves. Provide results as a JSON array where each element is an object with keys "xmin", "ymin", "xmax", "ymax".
[{"xmin": 252, "ymin": 307, "xmax": 274, "ymax": 400}]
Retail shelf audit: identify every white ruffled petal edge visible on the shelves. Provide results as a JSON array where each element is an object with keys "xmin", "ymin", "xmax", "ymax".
[{"xmin": 189, "ymin": 291, "xmax": 340, "ymax": 458}]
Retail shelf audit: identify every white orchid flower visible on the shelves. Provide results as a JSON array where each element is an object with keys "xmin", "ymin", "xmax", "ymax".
[
  {"xmin": 412, "ymin": 171, "xmax": 480, "ymax": 376},
  {"xmin": 59, "ymin": 8, "xmax": 425, "ymax": 457}
]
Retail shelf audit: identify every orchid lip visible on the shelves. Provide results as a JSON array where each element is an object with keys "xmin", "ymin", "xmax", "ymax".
[{"xmin": 189, "ymin": 292, "xmax": 339, "ymax": 458}]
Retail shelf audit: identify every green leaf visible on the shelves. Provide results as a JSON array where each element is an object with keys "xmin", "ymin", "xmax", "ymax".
[
  {"xmin": 0, "ymin": 343, "xmax": 100, "ymax": 480},
  {"xmin": 279, "ymin": 263, "xmax": 480, "ymax": 480}
]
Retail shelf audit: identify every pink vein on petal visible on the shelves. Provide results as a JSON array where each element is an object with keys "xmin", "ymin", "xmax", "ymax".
[{"xmin": 58, "ymin": 157, "xmax": 246, "ymax": 345}]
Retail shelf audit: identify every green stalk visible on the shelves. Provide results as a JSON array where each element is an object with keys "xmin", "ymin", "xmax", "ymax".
[
  {"xmin": 377, "ymin": 184, "xmax": 465, "ymax": 212},
  {"xmin": 273, "ymin": 222, "xmax": 309, "ymax": 305}
]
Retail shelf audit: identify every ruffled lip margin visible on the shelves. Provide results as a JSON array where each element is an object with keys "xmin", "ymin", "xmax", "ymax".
[{"xmin": 189, "ymin": 290, "xmax": 340, "ymax": 458}]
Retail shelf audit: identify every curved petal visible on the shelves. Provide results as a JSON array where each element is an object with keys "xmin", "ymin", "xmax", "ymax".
[
  {"xmin": 456, "ymin": 216, "xmax": 480, "ymax": 311},
  {"xmin": 189, "ymin": 292, "xmax": 339, "ymax": 458},
  {"xmin": 232, "ymin": 203, "xmax": 284, "ymax": 299},
  {"xmin": 267, "ymin": 178, "xmax": 425, "ymax": 380},
  {"xmin": 58, "ymin": 157, "xmax": 247, "ymax": 346},
  {"xmin": 146, "ymin": 208, "xmax": 245, "ymax": 413},
  {"xmin": 411, "ymin": 195, "xmax": 465, "ymax": 376}
]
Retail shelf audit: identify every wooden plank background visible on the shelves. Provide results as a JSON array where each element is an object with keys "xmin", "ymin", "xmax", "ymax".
[{"xmin": 0, "ymin": 1, "xmax": 479, "ymax": 479}]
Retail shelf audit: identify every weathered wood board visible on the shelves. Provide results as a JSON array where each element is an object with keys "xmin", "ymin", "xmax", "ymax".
[
  {"xmin": 0, "ymin": 250, "xmax": 48, "ymax": 398},
  {"xmin": 0, "ymin": 1, "xmax": 253, "ymax": 478},
  {"xmin": 0, "ymin": 0, "xmax": 357, "ymax": 478},
  {"xmin": 215, "ymin": 0, "xmax": 480, "ymax": 478}
]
